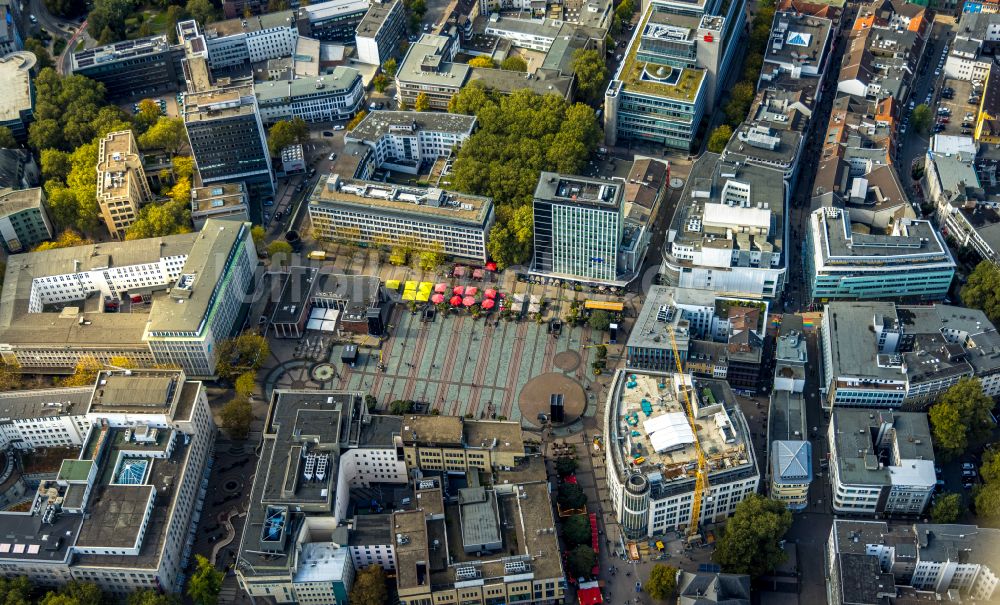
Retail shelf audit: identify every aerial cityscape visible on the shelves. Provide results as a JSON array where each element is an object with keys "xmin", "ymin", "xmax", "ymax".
[{"xmin": 0, "ymin": 0, "xmax": 999, "ymax": 602}]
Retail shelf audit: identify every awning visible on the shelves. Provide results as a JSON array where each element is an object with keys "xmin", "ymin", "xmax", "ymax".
[{"xmin": 434, "ymin": 283, "xmax": 448, "ymax": 293}]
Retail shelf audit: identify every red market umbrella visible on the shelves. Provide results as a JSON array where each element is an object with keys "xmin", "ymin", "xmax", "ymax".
[
  {"xmin": 484, "ymin": 288, "xmax": 497, "ymax": 299},
  {"xmin": 431, "ymin": 293, "xmax": 445, "ymax": 304},
  {"xmin": 462, "ymin": 296, "xmax": 476, "ymax": 307},
  {"xmin": 481, "ymin": 298, "xmax": 496, "ymax": 310},
  {"xmin": 485, "ymin": 261, "xmax": 498, "ymax": 271},
  {"xmin": 465, "ymin": 286, "xmax": 479, "ymax": 296},
  {"xmin": 453, "ymin": 285, "xmax": 464, "ymax": 295},
  {"xmin": 472, "ymin": 268, "xmax": 484, "ymax": 279},
  {"xmin": 434, "ymin": 283, "xmax": 448, "ymax": 293},
  {"xmin": 450, "ymin": 295, "xmax": 463, "ymax": 306},
  {"xmin": 453, "ymin": 266, "xmax": 467, "ymax": 277}
]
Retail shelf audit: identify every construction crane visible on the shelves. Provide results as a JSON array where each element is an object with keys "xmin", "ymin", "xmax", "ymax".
[{"xmin": 667, "ymin": 328, "xmax": 709, "ymax": 542}]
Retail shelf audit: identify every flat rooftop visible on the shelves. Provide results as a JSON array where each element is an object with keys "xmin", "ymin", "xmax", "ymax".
[
  {"xmin": 96, "ymin": 131, "xmax": 143, "ymax": 201},
  {"xmin": 0, "ymin": 52, "xmax": 34, "ymax": 124},
  {"xmin": 769, "ymin": 391, "xmax": 806, "ymax": 442},
  {"xmin": 0, "ymin": 386, "xmax": 94, "ymax": 421},
  {"xmin": 397, "ymin": 35, "xmax": 470, "ymax": 88},
  {"xmin": 346, "ymin": 110, "xmax": 476, "ymax": 141},
  {"xmin": 614, "ymin": 6, "xmax": 706, "ymax": 103},
  {"xmin": 831, "ymin": 409, "xmax": 935, "ymax": 487},
  {"xmin": 256, "ymin": 68, "xmax": 360, "ymax": 103},
  {"xmin": 463, "ymin": 420, "xmax": 524, "ymax": 454},
  {"xmin": 401, "ymin": 414, "xmax": 463, "ymax": 446},
  {"xmin": 311, "ymin": 175, "xmax": 493, "ymax": 226},
  {"xmin": 204, "ymin": 10, "xmax": 295, "ymax": 37},
  {"xmin": 823, "ymin": 301, "xmax": 905, "ymax": 382},
  {"xmin": 87, "ymin": 370, "xmax": 195, "ymax": 420},
  {"xmin": 813, "ymin": 208, "xmax": 953, "ymax": 262},
  {"xmin": 356, "ymin": 0, "xmax": 399, "ymax": 36},
  {"xmin": 612, "ymin": 372, "xmax": 752, "ymax": 481},
  {"xmin": 191, "ymin": 182, "xmax": 247, "ymax": 213},
  {"xmin": 764, "ymin": 11, "xmax": 833, "ymax": 70},
  {"xmin": 183, "ymin": 80, "xmax": 258, "ymax": 122},
  {"xmin": 0, "ymin": 187, "xmax": 44, "ymax": 216},
  {"xmin": 72, "ymin": 36, "xmax": 170, "ymax": 70},
  {"xmin": 534, "ymin": 172, "xmax": 623, "ymax": 209},
  {"xmin": 75, "ymin": 484, "xmax": 154, "ymax": 549}
]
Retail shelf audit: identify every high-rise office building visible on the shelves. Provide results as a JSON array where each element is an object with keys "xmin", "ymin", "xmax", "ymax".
[
  {"xmin": 532, "ymin": 172, "xmax": 624, "ymax": 283},
  {"xmin": 183, "ymin": 78, "xmax": 275, "ymax": 195},
  {"xmin": 96, "ymin": 130, "xmax": 153, "ymax": 239}
]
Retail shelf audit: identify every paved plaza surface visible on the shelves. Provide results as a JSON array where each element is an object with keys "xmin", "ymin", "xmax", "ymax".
[{"xmin": 267, "ymin": 305, "xmax": 604, "ymax": 425}]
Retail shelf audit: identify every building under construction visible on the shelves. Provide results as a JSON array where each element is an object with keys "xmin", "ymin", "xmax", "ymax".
[{"xmin": 603, "ymin": 370, "xmax": 759, "ymax": 540}]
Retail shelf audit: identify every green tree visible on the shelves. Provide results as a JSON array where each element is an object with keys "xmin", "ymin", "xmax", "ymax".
[
  {"xmin": 389, "ymin": 246, "xmax": 409, "ymax": 265},
  {"xmin": 173, "ymin": 155, "xmax": 196, "ymax": 180},
  {"xmin": 220, "ymin": 395, "xmax": 253, "ymax": 438},
  {"xmin": 90, "ymin": 106, "xmax": 132, "ymax": 138},
  {"xmin": 389, "ymin": 399, "xmax": 414, "ymax": 414},
  {"xmin": 566, "ymin": 544, "xmax": 596, "ymax": 578},
  {"xmin": 349, "ymin": 565, "xmax": 388, "ymax": 605},
  {"xmin": 468, "ymin": 56, "xmax": 495, "ymax": 68},
  {"xmin": 41, "ymin": 150, "xmax": 72, "ymax": 182},
  {"xmin": 724, "ymin": 81, "xmax": 755, "ymax": 126},
  {"xmin": 139, "ymin": 117, "xmax": 189, "ymax": 154},
  {"xmin": 24, "ymin": 38, "xmax": 54, "ymax": 71},
  {"xmin": 34, "ymin": 229, "xmax": 91, "ymax": 251},
  {"xmin": 570, "ymin": 49, "xmax": 608, "ymax": 106},
  {"xmin": 134, "ymin": 98, "xmax": 162, "ymax": 132},
  {"xmin": 930, "ymin": 492, "xmax": 963, "ymax": 524},
  {"xmin": 267, "ymin": 118, "xmax": 310, "ymax": 156},
  {"xmin": 562, "ymin": 513, "xmax": 591, "ymax": 547},
  {"xmin": 347, "ymin": 110, "xmax": 369, "ymax": 130},
  {"xmin": 235, "ymin": 371, "xmax": 256, "ymax": 398},
  {"xmin": 126, "ymin": 200, "xmax": 192, "ymax": 240},
  {"xmin": 962, "ymin": 261, "xmax": 1000, "ymax": 324},
  {"xmin": 588, "ymin": 310, "xmax": 611, "ymax": 331},
  {"xmin": 929, "ymin": 378, "xmax": 996, "ymax": 460},
  {"xmin": 46, "ymin": 581, "xmax": 103, "ymax": 605},
  {"xmin": 60, "ymin": 355, "xmax": 105, "ymax": 387},
  {"xmin": 0, "ymin": 576, "xmax": 33, "ymax": 605},
  {"xmin": 187, "ymin": 555, "xmax": 223, "ymax": 605},
  {"xmin": 382, "ymin": 57, "xmax": 398, "ymax": 78},
  {"xmin": 186, "ymin": 0, "xmax": 218, "ymax": 23},
  {"xmin": 251, "ymin": 225, "xmax": 266, "ymax": 247},
  {"xmin": 713, "ymin": 495, "xmax": 792, "ymax": 578},
  {"xmin": 164, "ymin": 5, "xmax": 185, "ymax": 44},
  {"xmin": 555, "ymin": 456, "xmax": 577, "ymax": 477},
  {"xmin": 707, "ymin": 124, "xmax": 733, "ymax": 153},
  {"xmin": 486, "ymin": 205, "xmax": 534, "ymax": 268},
  {"xmin": 215, "ymin": 332, "xmax": 270, "ymax": 381},
  {"xmin": 414, "ymin": 92, "xmax": 431, "ymax": 112},
  {"xmin": 500, "ymin": 56, "xmax": 528, "ymax": 71},
  {"xmin": 557, "ymin": 482, "xmax": 587, "ymax": 509},
  {"xmin": 29, "ymin": 118, "xmax": 64, "ymax": 151},
  {"xmin": 128, "ymin": 590, "xmax": 181, "ymax": 605},
  {"xmin": 43, "ymin": 0, "xmax": 87, "ymax": 17},
  {"xmin": 267, "ymin": 240, "xmax": 294, "ymax": 257},
  {"xmin": 418, "ymin": 247, "xmax": 444, "ymax": 270},
  {"xmin": 373, "ymin": 74, "xmax": 389, "ymax": 93},
  {"xmin": 982, "ymin": 449, "xmax": 1000, "ymax": 484},
  {"xmin": 0, "ymin": 126, "xmax": 15, "ymax": 149},
  {"xmin": 645, "ymin": 564, "xmax": 679, "ymax": 600},
  {"xmin": 975, "ymin": 481, "xmax": 1000, "ymax": 520},
  {"xmin": 912, "ymin": 104, "xmax": 933, "ymax": 134}
]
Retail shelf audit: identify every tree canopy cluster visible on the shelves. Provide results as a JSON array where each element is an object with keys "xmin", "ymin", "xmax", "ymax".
[
  {"xmin": 215, "ymin": 331, "xmax": 271, "ymax": 381},
  {"xmin": 267, "ymin": 118, "xmax": 310, "ymax": 157},
  {"xmin": 928, "ymin": 378, "xmax": 995, "ymax": 461},
  {"xmin": 962, "ymin": 261, "xmax": 1000, "ymax": 325},
  {"xmin": 0, "ymin": 576, "xmax": 178, "ymax": 605},
  {"xmin": 645, "ymin": 564, "xmax": 679, "ymax": 600},
  {"xmin": 562, "ymin": 513, "xmax": 591, "ymax": 548},
  {"xmin": 447, "ymin": 84, "xmax": 601, "ymax": 267},
  {"xmin": 187, "ymin": 555, "xmax": 223, "ymax": 605},
  {"xmin": 714, "ymin": 495, "xmax": 792, "ymax": 578},
  {"xmin": 350, "ymin": 565, "xmax": 389, "ymax": 605},
  {"xmin": 975, "ymin": 450, "xmax": 1000, "ymax": 521},
  {"xmin": 570, "ymin": 49, "xmax": 608, "ymax": 107}
]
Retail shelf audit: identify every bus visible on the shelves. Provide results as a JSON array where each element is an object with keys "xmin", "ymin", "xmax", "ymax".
[{"xmin": 306, "ymin": 250, "xmax": 327, "ymax": 261}]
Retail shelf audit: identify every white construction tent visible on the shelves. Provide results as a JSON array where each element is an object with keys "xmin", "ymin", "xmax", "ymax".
[{"xmin": 643, "ymin": 412, "xmax": 696, "ymax": 453}]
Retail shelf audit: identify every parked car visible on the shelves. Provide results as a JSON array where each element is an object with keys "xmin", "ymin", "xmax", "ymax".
[
  {"xmin": 962, "ymin": 462, "xmax": 976, "ymax": 471},
  {"xmin": 322, "ymin": 131, "xmax": 334, "ymax": 137},
  {"xmin": 333, "ymin": 125, "xmax": 345, "ymax": 131},
  {"xmin": 328, "ymin": 152, "xmax": 337, "ymax": 161}
]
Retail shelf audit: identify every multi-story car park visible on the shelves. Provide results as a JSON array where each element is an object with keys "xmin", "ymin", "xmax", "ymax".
[
  {"xmin": 0, "ymin": 369, "xmax": 214, "ymax": 597},
  {"xmin": 660, "ymin": 153, "xmax": 788, "ymax": 299},
  {"xmin": 604, "ymin": 370, "xmax": 759, "ymax": 539},
  {"xmin": 806, "ymin": 207, "xmax": 956, "ymax": 301},
  {"xmin": 819, "ymin": 301, "xmax": 1000, "ymax": 409},
  {"xmin": 0, "ymin": 219, "xmax": 256, "ymax": 378},
  {"xmin": 255, "ymin": 67, "xmax": 365, "ymax": 124},
  {"xmin": 604, "ymin": 0, "xmax": 746, "ymax": 150},
  {"xmin": 0, "ymin": 187, "xmax": 52, "ymax": 253},
  {"xmin": 308, "ymin": 174, "xmax": 495, "ymax": 262},
  {"xmin": 827, "ymin": 520, "xmax": 1000, "ymax": 604},
  {"xmin": 70, "ymin": 36, "xmax": 184, "ymax": 102}
]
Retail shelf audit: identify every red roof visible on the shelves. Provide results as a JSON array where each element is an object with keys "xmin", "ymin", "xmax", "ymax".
[{"xmin": 578, "ymin": 586, "xmax": 603, "ymax": 605}]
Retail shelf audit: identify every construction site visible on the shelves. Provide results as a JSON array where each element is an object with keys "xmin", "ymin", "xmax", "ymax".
[{"xmin": 603, "ymin": 370, "xmax": 759, "ymax": 542}]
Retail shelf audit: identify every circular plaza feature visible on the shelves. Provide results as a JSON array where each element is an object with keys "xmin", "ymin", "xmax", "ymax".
[
  {"xmin": 311, "ymin": 363, "xmax": 335, "ymax": 382},
  {"xmin": 518, "ymin": 372, "xmax": 586, "ymax": 426},
  {"xmin": 553, "ymin": 350, "xmax": 581, "ymax": 372}
]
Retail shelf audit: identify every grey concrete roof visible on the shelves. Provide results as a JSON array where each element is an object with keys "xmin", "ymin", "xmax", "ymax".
[
  {"xmin": 830, "ymin": 408, "xmax": 934, "ymax": 486},
  {"xmin": 346, "ymin": 110, "xmax": 476, "ymax": 141},
  {"xmin": 255, "ymin": 67, "xmax": 361, "ymax": 102},
  {"xmin": 356, "ymin": 0, "xmax": 401, "ymax": 37},
  {"xmin": 677, "ymin": 571, "xmax": 751, "ymax": 605},
  {"xmin": 396, "ymin": 35, "xmax": 469, "ymax": 89},
  {"xmin": 769, "ymin": 391, "xmax": 806, "ymax": 441},
  {"xmin": 0, "ymin": 187, "xmax": 43, "ymax": 216},
  {"xmin": 468, "ymin": 66, "xmax": 573, "ymax": 98},
  {"xmin": 534, "ymin": 172, "xmax": 622, "ymax": 209},
  {"xmin": 0, "ymin": 386, "xmax": 94, "ymax": 421},
  {"xmin": 0, "ymin": 52, "xmax": 34, "ymax": 124},
  {"xmin": 349, "ymin": 514, "xmax": 392, "ymax": 546}
]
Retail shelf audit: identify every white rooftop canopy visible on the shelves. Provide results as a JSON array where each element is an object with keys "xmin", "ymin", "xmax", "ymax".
[{"xmin": 643, "ymin": 412, "xmax": 695, "ymax": 453}]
